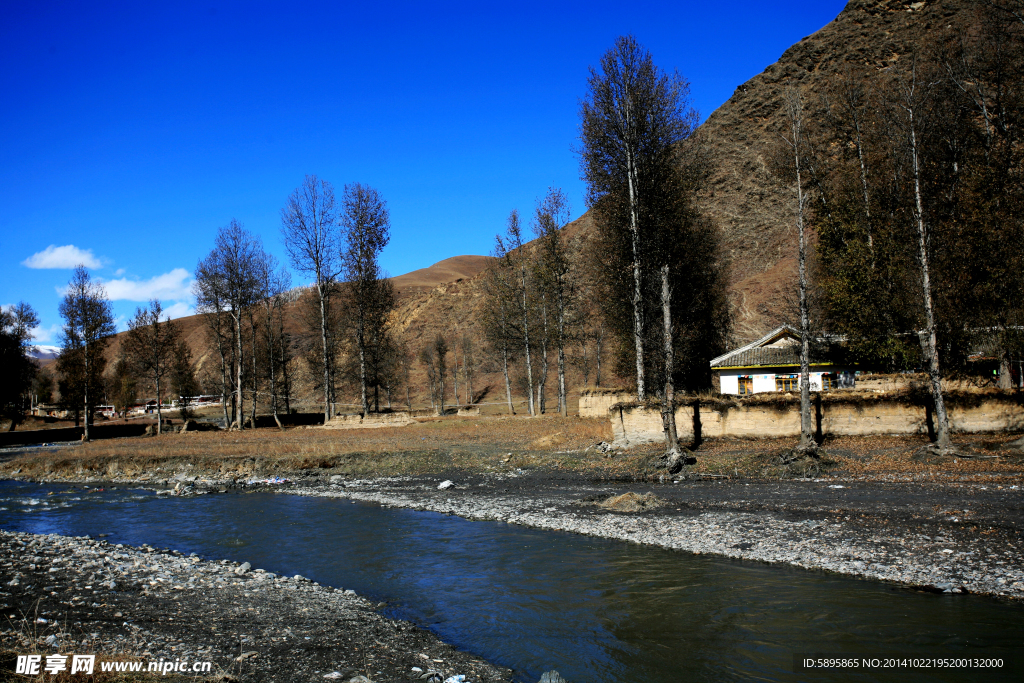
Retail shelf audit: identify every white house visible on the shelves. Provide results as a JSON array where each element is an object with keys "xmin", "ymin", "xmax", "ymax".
[{"xmin": 711, "ymin": 326, "xmax": 856, "ymax": 395}]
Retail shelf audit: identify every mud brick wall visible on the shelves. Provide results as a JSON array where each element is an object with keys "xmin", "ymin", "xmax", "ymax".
[{"xmin": 610, "ymin": 396, "xmax": 1024, "ymax": 444}]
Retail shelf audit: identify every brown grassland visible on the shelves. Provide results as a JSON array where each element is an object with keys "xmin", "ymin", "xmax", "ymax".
[{"xmin": 3, "ymin": 415, "xmax": 1023, "ymax": 485}]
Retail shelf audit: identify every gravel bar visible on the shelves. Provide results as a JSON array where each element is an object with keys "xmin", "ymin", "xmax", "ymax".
[{"xmin": 0, "ymin": 530, "xmax": 514, "ymax": 682}]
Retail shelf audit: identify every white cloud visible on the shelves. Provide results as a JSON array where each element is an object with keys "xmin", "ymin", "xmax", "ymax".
[
  {"xmin": 163, "ymin": 301, "xmax": 195, "ymax": 319},
  {"xmin": 102, "ymin": 268, "xmax": 193, "ymax": 302},
  {"xmin": 114, "ymin": 268, "xmax": 126, "ymax": 276},
  {"xmin": 29, "ymin": 324, "xmax": 61, "ymax": 343},
  {"xmin": 22, "ymin": 244, "xmax": 102, "ymax": 269}
]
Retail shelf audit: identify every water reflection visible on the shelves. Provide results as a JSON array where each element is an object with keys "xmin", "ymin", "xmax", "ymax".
[{"xmin": 0, "ymin": 481, "xmax": 1020, "ymax": 682}]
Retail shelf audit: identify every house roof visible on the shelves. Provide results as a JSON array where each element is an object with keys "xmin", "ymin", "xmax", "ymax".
[{"xmin": 710, "ymin": 325, "xmax": 840, "ymax": 369}]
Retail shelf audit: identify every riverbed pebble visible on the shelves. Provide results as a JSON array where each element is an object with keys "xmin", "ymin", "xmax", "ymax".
[{"xmin": 0, "ymin": 530, "xmax": 514, "ymax": 683}]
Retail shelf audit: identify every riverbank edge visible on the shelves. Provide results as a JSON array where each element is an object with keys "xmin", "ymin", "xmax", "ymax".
[{"xmin": 288, "ymin": 481, "xmax": 1024, "ymax": 603}]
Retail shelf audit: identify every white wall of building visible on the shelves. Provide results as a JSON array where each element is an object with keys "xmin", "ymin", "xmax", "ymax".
[{"xmin": 717, "ymin": 366, "xmax": 850, "ymax": 395}]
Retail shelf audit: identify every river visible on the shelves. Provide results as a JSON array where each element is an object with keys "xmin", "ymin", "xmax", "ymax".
[{"xmin": 0, "ymin": 480, "xmax": 1020, "ymax": 682}]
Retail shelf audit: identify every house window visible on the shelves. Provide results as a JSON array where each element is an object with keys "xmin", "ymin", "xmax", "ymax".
[
  {"xmin": 822, "ymin": 373, "xmax": 836, "ymax": 391},
  {"xmin": 776, "ymin": 375, "xmax": 798, "ymax": 392},
  {"xmin": 738, "ymin": 376, "xmax": 753, "ymax": 395}
]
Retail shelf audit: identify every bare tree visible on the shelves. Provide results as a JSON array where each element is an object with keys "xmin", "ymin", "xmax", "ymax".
[
  {"xmin": 889, "ymin": 63, "xmax": 952, "ymax": 453},
  {"xmin": 340, "ymin": 183, "xmax": 392, "ymax": 416},
  {"xmin": 433, "ymin": 333, "xmax": 449, "ymax": 415},
  {"xmin": 195, "ymin": 220, "xmax": 260, "ymax": 430},
  {"xmin": 460, "ymin": 332, "xmax": 476, "ymax": 405},
  {"xmin": 194, "ymin": 270, "xmax": 234, "ymax": 428},
  {"xmin": 254, "ymin": 250, "xmax": 291, "ymax": 428},
  {"xmin": 419, "ymin": 344, "xmax": 437, "ymax": 411},
  {"xmin": 533, "ymin": 188, "xmax": 574, "ymax": 416},
  {"xmin": 482, "ymin": 241, "xmax": 519, "ymax": 415},
  {"xmin": 124, "ymin": 300, "xmax": 181, "ymax": 434},
  {"xmin": 580, "ymin": 37, "xmax": 696, "ymax": 401},
  {"xmin": 281, "ymin": 175, "xmax": 341, "ymax": 423},
  {"xmin": 580, "ymin": 35, "xmax": 723, "ymax": 465},
  {"xmin": 170, "ymin": 339, "xmax": 199, "ymax": 421},
  {"xmin": 496, "ymin": 210, "xmax": 537, "ymax": 415},
  {"xmin": 781, "ymin": 89, "xmax": 818, "ymax": 457},
  {"xmin": 57, "ymin": 266, "xmax": 115, "ymax": 441}
]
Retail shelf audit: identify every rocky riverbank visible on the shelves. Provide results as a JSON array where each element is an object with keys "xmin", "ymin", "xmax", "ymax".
[
  {"xmin": 0, "ymin": 530, "xmax": 514, "ymax": 682},
  {"xmin": 289, "ymin": 473, "xmax": 1024, "ymax": 601}
]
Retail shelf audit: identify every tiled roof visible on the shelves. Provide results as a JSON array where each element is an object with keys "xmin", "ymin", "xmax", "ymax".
[{"xmin": 711, "ymin": 345, "xmax": 832, "ymax": 368}]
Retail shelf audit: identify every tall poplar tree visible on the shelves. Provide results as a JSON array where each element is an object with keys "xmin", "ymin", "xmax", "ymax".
[
  {"xmin": 57, "ymin": 266, "xmax": 115, "ymax": 441},
  {"xmin": 579, "ymin": 35, "xmax": 727, "ymax": 463},
  {"xmin": 339, "ymin": 183, "xmax": 393, "ymax": 416}
]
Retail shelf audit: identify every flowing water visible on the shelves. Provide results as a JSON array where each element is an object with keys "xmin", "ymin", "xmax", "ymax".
[{"xmin": 0, "ymin": 480, "xmax": 1021, "ymax": 682}]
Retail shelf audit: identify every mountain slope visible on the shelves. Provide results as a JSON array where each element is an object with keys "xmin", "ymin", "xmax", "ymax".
[{"xmin": 694, "ymin": 0, "xmax": 975, "ymax": 340}]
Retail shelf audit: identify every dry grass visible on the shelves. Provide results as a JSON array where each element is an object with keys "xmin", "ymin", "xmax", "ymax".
[
  {"xmin": 3, "ymin": 414, "xmax": 1023, "ymax": 484},
  {"xmin": 613, "ymin": 432, "xmax": 1024, "ymax": 483},
  {"xmin": 0, "ymin": 416, "xmax": 613, "ymax": 481}
]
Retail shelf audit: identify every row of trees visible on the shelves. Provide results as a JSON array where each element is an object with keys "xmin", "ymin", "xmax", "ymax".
[
  {"xmin": 46, "ymin": 268, "xmax": 202, "ymax": 437},
  {"xmin": 195, "ymin": 221, "xmax": 293, "ymax": 429},
  {"xmin": 781, "ymin": 2, "xmax": 1024, "ymax": 454},
  {"xmin": 483, "ymin": 188, "xmax": 578, "ymax": 417},
  {"xmin": 279, "ymin": 176, "xmax": 397, "ymax": 422},
  {"xmin": 478, "ymin": 35, "xmax": 730, "ymax": 468},
  {"xmin": 191, "ymin": 176, "xmax": 399, "ymax": 428},
  {"xmin": 419, "ymin": 333, "xmax": 478, "ymax": 415}
]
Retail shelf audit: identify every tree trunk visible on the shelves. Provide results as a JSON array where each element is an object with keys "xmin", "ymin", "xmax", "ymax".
[
  {"xmin": 250, "ymin": 311, "xmax": 258, "ymax": 428},
  {"xmin": 452, "ymin": 359, "xmax": 459, "ymax": 408},
  {"xmin": 358, "ymin": 324, "xmax": 369, "ymax": 416},
  {"xmin": 156, "ymin": 375, "xmax": 163, "ymax": 435},
  {"xmin": 908, "ymin": 103, "xmax": 951, "ymax": 451},
  {"xmin": 557, "ymin": 290, "xmax": 567, "ymax": 416},
  {"xmin": 788, "ymin": 90, "xmax": 816, "ymax": 454},
  {"xmin": 999, "ymin": 350, "xmax": 1013, "ymax": 390},
  {"xmin": 580, "ymin": 335, "xmax": 590, "ymax": 386},
  {"xmin": 318, "ymin": 284, "xmax": 332, "ymax": 422},
  {"xmin": 234, "ymin": 311, "xmax": 244, "ymax": 430},
  {"xmin": 521, "ymin": 269, "xmax": 536, "ymax": 416},
  {"xmin": 437, "ymin": 365, "xmax": 445, "ymax": 416},
  {"xmin": 214, "ymin": 313, "xmax": 231, "ymax": 428},
  {"xmin": 83, "ymin": 370, "xmax": 90, "ymax": 442},
  {"xmin": 538, "ymin": 297, "xmax": 548, "ymax": 414},
  {"xmin": 266, "ymin": 300, "xmax": 280, "ymax": 427},
  {"xmin": 596, "ymin": 322, "xmax": 603, "ymax": 388},
  {"xmin": 660, "ymin": 265, "xmax": 679, "ymax": 456},
  {"xmin": 502, "ymin": 345, "xmax": 514, "ymax": 415}
]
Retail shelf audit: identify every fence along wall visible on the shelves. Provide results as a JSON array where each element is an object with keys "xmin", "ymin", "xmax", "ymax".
[{"xmin": 610, "ymin": 394, "xmax": 1024, "ymax": 445}]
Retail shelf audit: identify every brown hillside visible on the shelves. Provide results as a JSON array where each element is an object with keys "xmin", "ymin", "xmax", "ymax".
[
  {"xmin": 389, "ymin": 255, "xmax": 495, "ymax": 299},
  {"xmin": 693, "ymin": 0, "xmax": 977, "ymax": 341}
]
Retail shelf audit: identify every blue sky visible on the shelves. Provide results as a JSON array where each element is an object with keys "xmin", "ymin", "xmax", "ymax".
[{"xmin": 0, "ymin": 0, "xmax": 847, "ymax": 345}]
